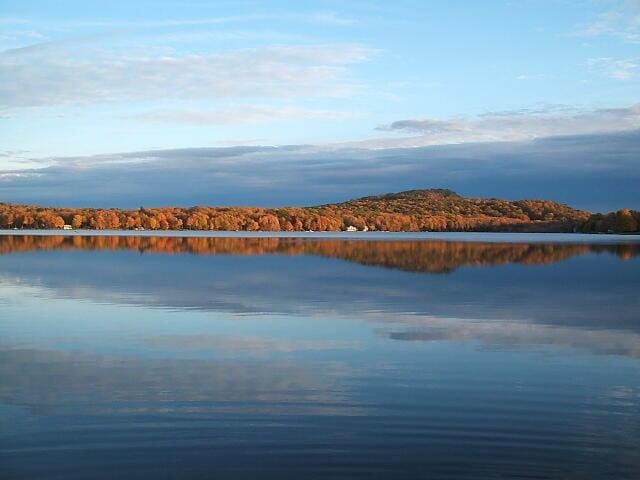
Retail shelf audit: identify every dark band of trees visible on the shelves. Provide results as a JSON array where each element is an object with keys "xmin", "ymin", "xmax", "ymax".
[{"xmin": 1, "ymin": 189, "xmax": 638, "ymax": 233}]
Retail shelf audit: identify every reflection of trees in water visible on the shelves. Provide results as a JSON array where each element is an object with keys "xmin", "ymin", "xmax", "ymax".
[{"xmin": 0, "ymin": 235, "xmax": 637, "ymax": 274}]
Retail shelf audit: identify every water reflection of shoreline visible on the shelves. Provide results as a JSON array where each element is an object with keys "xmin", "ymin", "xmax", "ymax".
[
  {"xmin": 0, "ymin": 235, "xmax": 638, "ymax": 363},
  {"xmin": 0, "ymin": 235, "xmax": 638, "ymax": 273},
  {"xmin": 0, "ymin": 235, "xmax": 638, "ymax": 331}
]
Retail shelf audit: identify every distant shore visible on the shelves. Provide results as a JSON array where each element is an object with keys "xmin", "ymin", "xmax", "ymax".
[
  {"xmin": 1, "ymin": 189, "xmax": 638, "ymax": 234},
  {"xmin": 1, "ymin": 229, "xmax": 639, "ymax": 244}
]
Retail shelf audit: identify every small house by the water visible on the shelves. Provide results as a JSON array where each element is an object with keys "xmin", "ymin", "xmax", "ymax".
[{"xmin": 346, "ymin": 225, "xmax": 368, "ymax": 232}]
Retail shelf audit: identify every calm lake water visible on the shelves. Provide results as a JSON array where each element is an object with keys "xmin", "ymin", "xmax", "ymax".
[{"xmin": 1, "ymin": 233, "xmax": 639, "ymax": 479}]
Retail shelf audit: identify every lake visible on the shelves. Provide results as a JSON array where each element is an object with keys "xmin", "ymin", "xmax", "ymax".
[{"xmin": 1, "ymin": 233, "xmax": 639, "ymax": 479}]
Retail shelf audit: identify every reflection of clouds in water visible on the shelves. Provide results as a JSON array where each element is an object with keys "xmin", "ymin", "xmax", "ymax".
[
  {"xmin": 145, "ymin": 334, "xmax": 358, "ymax": 354},
  {"xmin": 0, "ymin": 348, "xmax": 357, "ymax": 415},
  {"xmin": 606, "ymin": 386, "xmax": 640, "ymax": 405},
  {"xmin": 144, "ymin": 314, "xmax": 640, "ymax": 360},
  {"xmin": 0, "ymin": 238, "xmax": 638, "ymax": 364},
  {"xmin": 381, "ymin": 315, "xmax": 640, "ymax": 358}
]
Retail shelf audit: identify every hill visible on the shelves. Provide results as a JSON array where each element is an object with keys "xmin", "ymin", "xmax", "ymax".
[
  {"xmin": 308, "ymin": 189, "xmax": 591, "ymax": 232},
  {"xmin": 0, "ymin": 189, "xmax": 638, "ymax": 233}
]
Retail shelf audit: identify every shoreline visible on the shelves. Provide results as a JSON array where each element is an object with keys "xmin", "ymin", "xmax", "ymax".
[{"xmin": 1, "ymin": 229, "xmax": 639, "ymax": 244}]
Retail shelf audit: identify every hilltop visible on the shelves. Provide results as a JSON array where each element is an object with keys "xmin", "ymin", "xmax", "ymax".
[
  {"xmin": 0, "ymin": 189, "xmax": 638, "ymax": 233},
  {"xmin": 309, "ymin": 189, "xmax": 590, "ymax": 232}
]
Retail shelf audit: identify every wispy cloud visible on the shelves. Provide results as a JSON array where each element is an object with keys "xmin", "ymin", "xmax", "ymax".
[
  {"xmin": 373, "ymin": 104, "xmax": 640, "ymax": 146},
  {"xmin": 41, "ymin": 11, "xmax": 357, "ymax": 30},
  {"xmin": 0, "ymin": 29, "xmax": 44, "ymax": 42},
  {"xmin": 571, "ymin": 0, "xmax": 640, "ymax": 43},
  {"xmin": 0, "ymin": 18, "xmax": 30, "ymax": 25},
  {"xmin": 0, "ymin": 149, "xmax": 42, "ymax": 169},
  {"xmin": 129, "ymin": 105, "xmax": 354, "ymax": 125},
  {"xmin": 515, "ymin": 73, "xmax": 548, "ymax": 81},
  {"xmin": 0, "ymin": 43, "xmax": 374, "ymax": 108},
  {"xmin": 587, "ymin": 57, "xmax": 639, "ymax": 80}
]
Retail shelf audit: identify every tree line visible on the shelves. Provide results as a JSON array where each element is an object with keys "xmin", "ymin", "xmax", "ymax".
[{"xmin": 0, "ymin": 189, "xmax": 638, "ymax": 233}]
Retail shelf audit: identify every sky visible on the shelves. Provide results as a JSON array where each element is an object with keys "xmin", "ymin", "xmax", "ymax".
[{"xmin": 0, "ymin": 0, "xmax": 639, "ymax": 211}]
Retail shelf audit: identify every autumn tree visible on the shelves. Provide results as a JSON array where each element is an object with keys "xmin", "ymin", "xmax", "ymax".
[
  {"xmin": 72, "ymin": 214, "xmax": 84, "ymax": 229},
  {"xmin": 616, "ymin": 209, "xmax": 639, "ymax": 233},
  {"xmin": 258, "ymin": 214, "xmax": 281, "ymax": 231}
]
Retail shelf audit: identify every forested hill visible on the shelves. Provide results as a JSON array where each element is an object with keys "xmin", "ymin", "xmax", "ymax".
[
  {"xmin": 0, "ymin": 188, "xmax": 638, "ymax": 233},
  {"xmin": 310, "ymin": 189, "xmax": 590, "ymax": 231}
]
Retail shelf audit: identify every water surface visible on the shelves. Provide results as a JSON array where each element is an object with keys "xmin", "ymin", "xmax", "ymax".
[{"xmin": 1, "ymin": 233, "xmax": 639, "ymax": 479}]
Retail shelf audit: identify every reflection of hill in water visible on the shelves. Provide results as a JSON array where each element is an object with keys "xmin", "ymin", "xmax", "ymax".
[{"xmin": 0, "ymin": 235, "xmax": 638, "ymax": 273}]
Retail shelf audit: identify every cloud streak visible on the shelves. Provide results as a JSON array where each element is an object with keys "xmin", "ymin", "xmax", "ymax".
[
  {"xmin": 572, "ymin": 0, "xmax": 640, "ymax": 44},
  {"xmin": 0, "ymin": 43, "xmax": 373, "ymax": 108},
  {"xmin": 129, "ymin": 105, "xmax": 354, "ymax": 125},
  {"xmin": 48, "ymin": 11, "xmax": 357, "ymax": 29},
  {"xmin": 373, "ymin": 104, "xmax": 640, "ymax": 146},
  {"xmin": 587, "ymin": 57, "xmax": 639, "ymax": 80}
]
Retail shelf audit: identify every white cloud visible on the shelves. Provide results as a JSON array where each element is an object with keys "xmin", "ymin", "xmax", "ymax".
[
  {"xmin": 587, "ymin": 57, "xmax": 639, "ymax": 80},
  {"xmin": 0, "ymin": 29, "xmax": 44, "ymax": 42},
  {"xmin": 0, "ymin": 18, "xmax": 30, "ymax": 25},
  {"xmin": 129, "ymin": 105, "xmax": 354, "ymax": 125},
  {"xmin": 54, "ymin": 11, "xmax": 357, "ymax": 29},
  {"xmin": 0, "ymin": 43, "xmax": 373, "ymax": 108},
  {"xmin": 371, "ymin": 104, "xmax": 640, "ymax": 147},
  {"xmin": 515, "ymin": 73, "xmax": 547, "ymax": 81},
  {"xmin": 572, "ymin": 0, "xmax": 640, "ymax": 43}
]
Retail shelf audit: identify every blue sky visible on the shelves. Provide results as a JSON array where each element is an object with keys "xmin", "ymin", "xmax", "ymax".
[{"xmin": 0, "ymin": 0, "xmax": 639, "ymax": 210}]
